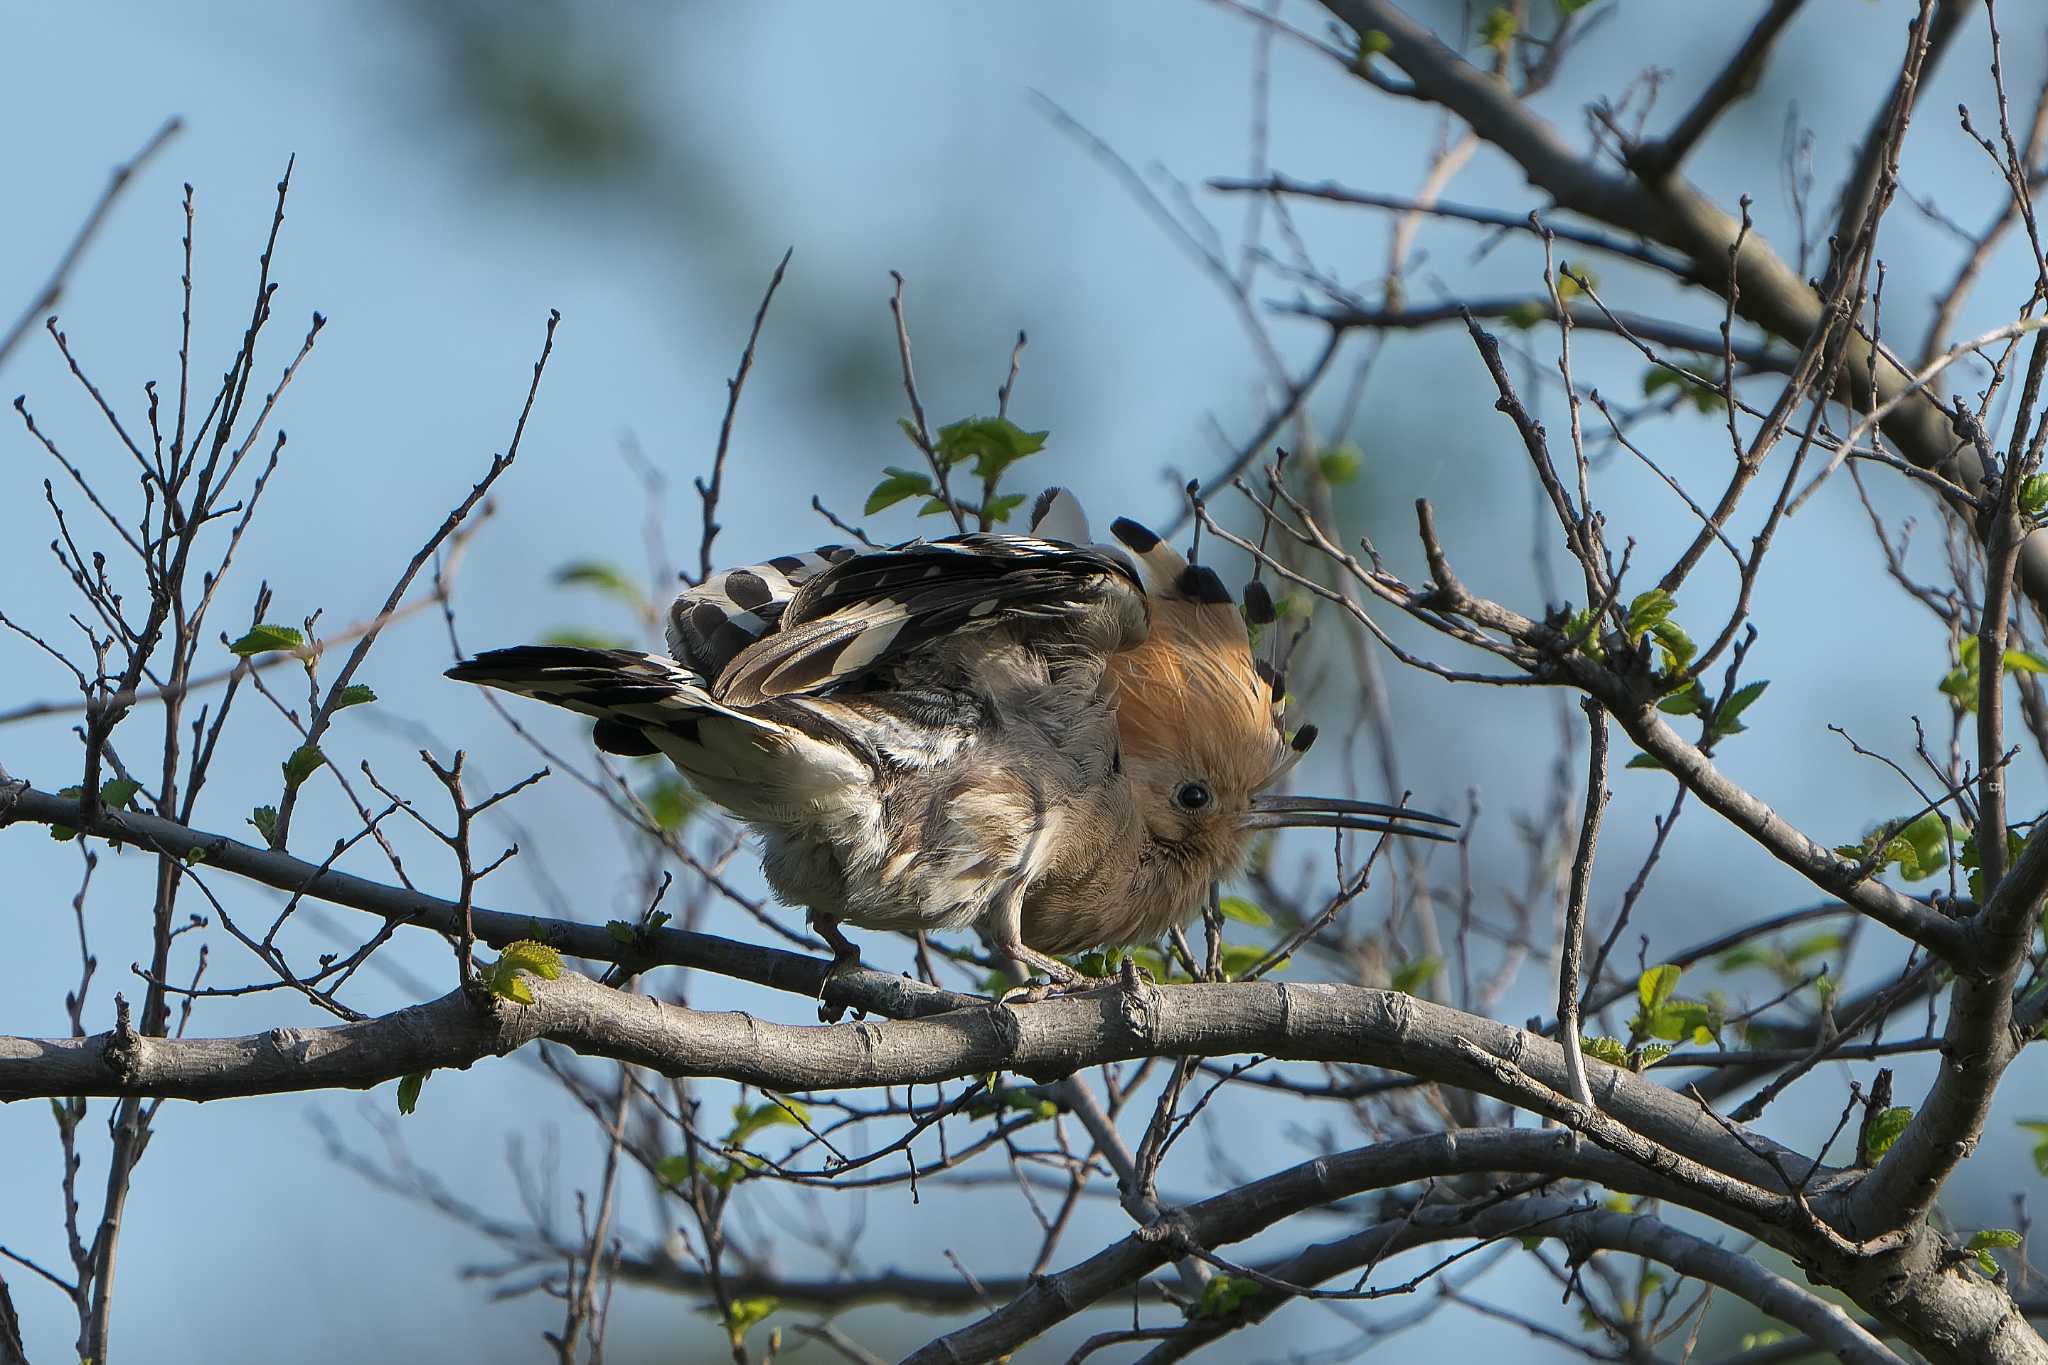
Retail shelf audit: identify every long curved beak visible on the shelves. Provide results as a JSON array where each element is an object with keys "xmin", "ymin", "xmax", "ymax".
[{"xmin": 1243, "ymin": 793, "xmax": 1458, "ymax": 842}]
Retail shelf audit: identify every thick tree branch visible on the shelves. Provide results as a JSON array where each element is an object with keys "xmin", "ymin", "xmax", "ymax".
[{"xmin": 0, "ymin": 964, "xmax": 1834, "ymax": 1213}]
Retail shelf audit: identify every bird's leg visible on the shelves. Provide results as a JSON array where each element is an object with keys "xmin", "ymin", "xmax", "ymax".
[
  {"xmin": 985, "ymin": 884, "xmax": 1104, "ymax": 1002},
  {"xmin": 808, "ymin": 909, "xmax": 864, "ymax": 972},
  {"xmin": 809, "ymin": 911, "xmax": 865, "ymax": 1022}
]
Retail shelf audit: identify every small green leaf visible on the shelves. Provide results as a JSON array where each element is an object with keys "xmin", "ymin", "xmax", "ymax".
[
  {"xmin": 1625, "ymin": 751, "xmax": 1668, "ymax": 771},
  {"xmin": 1657, "ymin": 681, "xmax": 1707, "ymax": 716},
  {"xmin": 229, "ymin": 623, "xmax": 306, "ymax": 656},
  {"xmin": 606, "ymin": 919, "xmax": 637, "ymax": 945},
  {"xmin": 933, "ymin": 415, "xmax": 1050, "ymax": 479},
  {"xmin": 640, "ymin": 775, "xmax": 697, "ymax": 832},
  {"xmin": 396, "ymin": 1070, "xmax": 428, "ymax": 1116},
  {"xmin": 1784, "ymin": 931, "xmax": 1843, "ymax": 964},
  {"xmin": 1863, "ymin": 1106, "xmax": 1913, "ymax": 1160},
  {"xmin": 724, "ymin": 1295, "xmax": 779, "ymax": 1348},
  {"xmin": 1638, "ymin": 963, "xmax": 1681, "ymax": 1013},
  {"xmin": 553, "ymin": 560, "xmax": 645, "ymax": 606},
  {"xmin": 249, "ymin": 805, "xmax": 278, "ymax": 842},
  {"xmin": 498, "ymin": 940, "xmax": 564, "ymax": 981},
  {"xmin": 1634, "ymin": 1043, "xmax": 1673, "ymax": 1071},
  {"xmin": 1625, "ymin": 590, "xmax": 1674, "ymax": 640},
  {"xmin": 2019, "ymin": 1119, "xmax": 2048, "ymax": 1176},
  {"xmin": 1711, "ymin": 679, "xmax": 1769, "ymax": 738},
  {"xmin": 1390, "ymin": 955, "xmax": 1444, "ymax": 995},
  {"xmin": 916, "ymin": 496, "xmax": 954, "ymax": 518},
  {"xmin": 98, "ymin": 778, "xmax": 141, "ymax": 810},
  {"xmin": 333, "ymin": 684, "xmax": 377, "ymax": 711},
  {"xmin": 655, "ymin": 1154, "xmax": 697, "ymax": 1188},
  {"xmin": 1317, "ymin": 445, "xmax": 1363, "ymax": 485},
  {"xmin": 2023, "ymin": 473, "xmax": 2048, "ymax": 517},
  {"xmin": 281, "ymin": 744, "xmax": 326, "ymax": 789},
  {"xmin": 727, "ymin": 1098, "xmax": 810, "ymax": 1147},
  {"xmin": 1648, "ymin": 618, "xmax": 1696, "ymax": 670},
  {"xmin": 1479, "ymin": 6, "xmax": 1516, "ymax": 51},
  {"xmin": 1190, "ymin": 1275, "xmax": 1261, "ymax": 1320},
  {"xmin": 1503, "ymin": 299, "xmax": 1548, "ymax": 330},
  {"xmin": 1969, "ymin": 1228, "xmax": 2024, "ymax": 1250},
  {"xmin": 1582, "ymin": 1036, "xmax": 1630, "ymax": 1067},
  {"xmin": 1217, "ymin": 895, "xmax": 1273, "ymax": 928},
  {"xmin": 2006, "ymin": 649, "xmax": 2048, "ymax": 675},
  {"xmin": 1358, "ymin": 27, "xmax": 1392, "ymax": 55},
  {"xmin": 864, "ymin": 466, "xmax": 935, "ymax": 515}
]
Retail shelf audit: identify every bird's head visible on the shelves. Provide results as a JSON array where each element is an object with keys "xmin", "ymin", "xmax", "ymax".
[{"xmin": 1099, "ymin": 511, "xmax": 1455, "ymax": 918}]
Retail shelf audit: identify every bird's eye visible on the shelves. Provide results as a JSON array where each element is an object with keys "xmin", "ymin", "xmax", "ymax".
[{"xmin": 1173, "ymin": 781, "xmax": 1212, "ymax": 812}]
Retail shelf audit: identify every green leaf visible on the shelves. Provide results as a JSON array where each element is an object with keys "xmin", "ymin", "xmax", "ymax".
[
  {"xmin": 1634, "ymin": 1043, "xmax": 1673, "ymax": 1071},
  {"xmin": 249, "ymin": 805, "xmax": 278, "ymax": 842},
  {"xmin": 1863, "ymin": 1106, "xmax": 1913, "ymax": 1160},
  {"xmin": 1317, "ymin": 445, "xmax": 1363, "ymax": 485},
  {"xmin": 1390, "ymin": 955, "xmax": 1444, "ymax": 995},
  {"xmin": 1582, "ymin": 1036, "xmax": 1630, "ymax": 1067},
  {"xmin": 724, "ymin": 1295, "xmax": 779, "ymax": 1348},
  {"xmin": 1625, "ymin": 751, "xmax": 1668, "ymax": 771},
  {"xmin": 1712, "ymin": 679, "xmax": 1769, "ymax": 737},
  {"xmin": 1190, "ymin": 1275, "xmax": 1261, "ymax": 1320},
  {"xmin": 864, "ymin": 466, "xmax": 935, "ymax": 515},
  {"xmin": 396, "ymin": 1070, "xmax": 428, "ymax": 1116},
  {"xmin": 1638, "ymin": 963, "xmax": 1681, "ymax": 1013},
  {"xmin": 1479, "ymin": 6, "xmax": 1516, "ymax": 51},
  {"xmin": 1503, "ymin": 299, "xmax": 1548, "ymax": 330},
  {"xmin": 1217, "ymin": 895, "xmax": 1273, "ymax": 928},
  {"xmin": 498, "ymin": 940, "xmax": 563, "ymax": 981},
  {"xmin": 281, "ymin": 744, "xmax": 326, "ymax": 790},
  {"xmin": 640, "ymin": 775, "xmax": 697, "ymax": 832},
  {"xmin": 553, "ymin": 560, "xmax": 646, "ymax": 607},
  {"xmin": 1358, "ymin": 27, "xmax": 1392, "ymax": 55},
  {"xmin": 2023, "ymin": 473, "xmax": 2048, "ymax": 517},
  {"xmin": 606, "ymin": 919, "xmax": 637, "ymax": 945},
  {"xmin": 483, "ymin": 940, "xmax": 563, "ymax": 1004},
  {"xmin": 1658, "ymin": 680, "xmax": 1707, "ymax": 716},
  {"xmin": 727, "ymin": 1098, "xmax": 809, "ymax": 1147},
  {"xmin": 333, "ymin": 684, "xmax": 377, "ymax": 711},
  {"xmin": 98, "ymin": 778, "xmax": 141, "ymax": 810},
  {"xmin": 228, "ymin": 623, "xmax": 305, "ymax": 656},
  {"xmin": 1648, "ymin": 618, "xmax": 1696, "ymax": 670},
  {"xmin": 2006, "ymin": 649, "xmax": 2048, "ymax": 675},
  {"xmin": 2019, "ymin": 1120, "xmax": 2048, "ymax": 1176},
  {"xmin": 1969, "ymin": 1228, "xmax": 2024, "ymax": 1250},
  {"xmin": 654, "ymin": 1154, "xmax": 697, "ymax": 1189},
  {"xmin": 1625, "ymin": 589, "xmax": 1674, "ymax": 640},
  {"xmin": 916, "ymin": 496, "xmax": 954, "ymax": 518},
  {"xmin": 933, "ymin": 415, "xmax": 1050, "ymax": 479}
]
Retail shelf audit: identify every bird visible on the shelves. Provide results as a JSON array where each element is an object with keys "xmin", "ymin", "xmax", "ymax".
[{"xmin": 447, "ymin": 489, "xmax": 1453, "ymax": 986}]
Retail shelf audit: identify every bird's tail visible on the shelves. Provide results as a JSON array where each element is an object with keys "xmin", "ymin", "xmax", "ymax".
[{"xmin": 445, "ymin": 645, "xmax": 866, "ymax": 820}]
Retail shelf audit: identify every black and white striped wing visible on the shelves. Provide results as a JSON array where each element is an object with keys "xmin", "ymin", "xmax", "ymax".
[
  {"xmin": 666, "ymin": 546, "xmax": 857, "ymax": 679},
  {"xmin": 712, "ymin": 535, "xmax": 1149, "ymax": 705}
]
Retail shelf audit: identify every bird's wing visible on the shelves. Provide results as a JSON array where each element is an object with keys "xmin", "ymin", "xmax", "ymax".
[
  {"xmin": 667, "ymin": 546, "xmax": 857, "ymax": 678},
  {"xmin": 713, "ymin": 534, "xmax": 1148, "ymax": 705}
]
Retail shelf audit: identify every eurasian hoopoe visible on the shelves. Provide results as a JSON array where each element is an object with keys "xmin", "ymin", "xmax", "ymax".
[{"xmin": 448, "ymin": 489, "xmax": 1452, "ymax": 984}]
